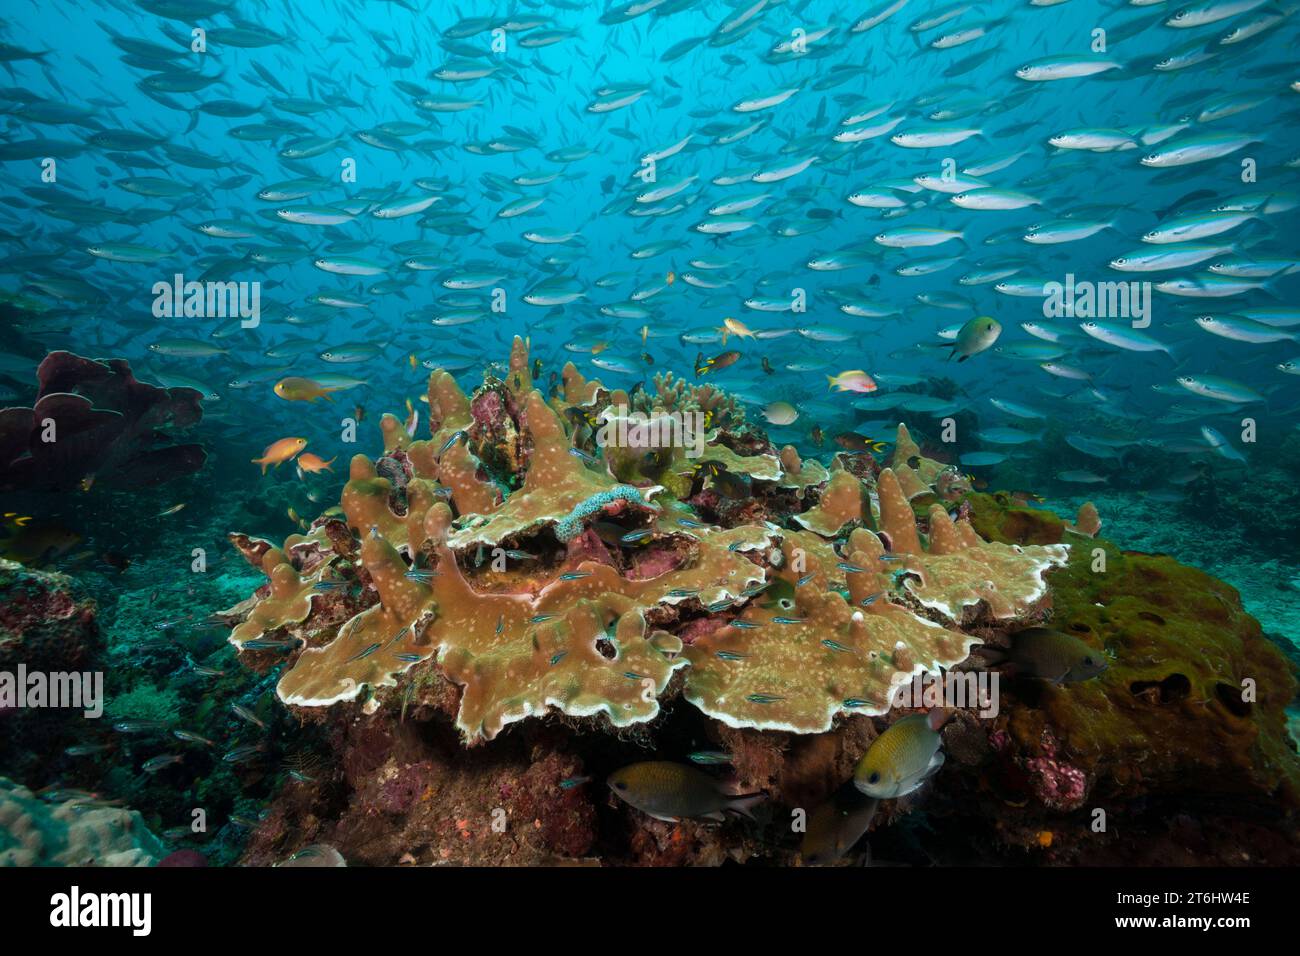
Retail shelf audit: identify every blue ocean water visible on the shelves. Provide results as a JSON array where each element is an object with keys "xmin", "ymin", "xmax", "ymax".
[
  {"xmin": 1, "ymin": 1, "xmax": 1296, "ymax": 469},
  {"xmin": 5, "ymin": 2, "xmax": 1297, "ymax": 579}
]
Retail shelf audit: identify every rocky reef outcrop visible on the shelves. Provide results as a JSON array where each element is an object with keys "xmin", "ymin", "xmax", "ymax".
[{"xmin": 0, "ymin": 559, "xmax": 102, "ymax": 783}]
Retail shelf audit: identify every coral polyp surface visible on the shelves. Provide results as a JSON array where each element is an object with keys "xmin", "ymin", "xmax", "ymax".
[
  {"xmin": 874, "ymin": 469, "xmax": 1069, "ymax": 623},
  {"xmin": 682, "ymin": 537, "xmax": 973, "ymax": 733},
  {"xmin": 227, "ymin": 341, "xmax": 1078, "ymax": 745}
]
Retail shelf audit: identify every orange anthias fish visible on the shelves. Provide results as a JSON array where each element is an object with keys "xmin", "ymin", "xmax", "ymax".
[
  {"xmin": 720, "ymin": 317, "xmax": 755, "ymax": 343},
  {"xmin": 826, "ymin": 370, "xmax": 878, "ymax": 394},
  {"xmin": 273, "ymin": 377, "xmax": 340, "ymax": 403},
  {"xmin": 252, "ymin": 437, "xmax": 307, "ymax": 473},
  {"xmin": 296, "ymin": 453, "xmax": 336, "ymax": 475}
]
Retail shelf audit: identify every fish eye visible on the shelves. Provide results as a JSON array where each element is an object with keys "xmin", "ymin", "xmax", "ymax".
[
  {"xmin": 1084, "ymin": 656, "xmax": 1094, "ymax": 666},
  {"xmin": 868, "ymin": 771, "xmax": 881, "ymax": 784},
  {"xmin": 614, "ymin": 781, "xmax": 628, "ymax": 791}
]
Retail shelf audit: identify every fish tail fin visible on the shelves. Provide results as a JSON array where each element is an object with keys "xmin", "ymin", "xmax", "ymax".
[
  {"xmin": 725, "ymin": 791, "xmax": 767, "ymax": 820},
  {"xmin": 926, "ymin": 708, "xmax": 953, "ymax": 732}
]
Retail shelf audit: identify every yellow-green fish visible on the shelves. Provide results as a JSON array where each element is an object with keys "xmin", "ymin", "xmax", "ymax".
[
  {"xmin": 853, "ymin": 711, "xmax": 946, "ymax": 799},
  {"xmin": 607, "ymin": 761, "xmax": 764, "ymax": 822},
  {"xmin": 986, "ymin": 627, "xmax": 1108, "ymax": 683},
  {"xmin": 947, "ymin": 316, "xmax": 1001, "ymax": 361},
  {"xmin": 800, "ymin": 783, "xmax": 880, "ymax": 866},
  {"xmin": 273, "ymin": 376, "xmax": 342, "ymax": 403}
]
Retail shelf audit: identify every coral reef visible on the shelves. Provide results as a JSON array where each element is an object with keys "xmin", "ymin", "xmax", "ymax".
[
  {"xmin": 0, "ymin": 558, "xmax": 99, "ymax": 674},
  {"xmin": 0, "ymin": 559, "xmax": 102, "ymax": 782},
  {"xmin": 999, "ymin": 540, "xmax": 1300, "ymax": 805},
  {"xmin": 0, "ymin": 351, "xmax": 205, "ymax": 492},
  {"xmin": 226, "ymin": 339, "xmax": 1063, "ymax": 745},
  {"xmin": 215, "ymin": 341, "xmax": 1299, "ymax": 866},
  {"xmin": 0, "ymin": 777, "xmax": 165, "ymax": 866},
  {"xmin": 647, "ymin": 371, "xmax": 743, "ymax": 431}
]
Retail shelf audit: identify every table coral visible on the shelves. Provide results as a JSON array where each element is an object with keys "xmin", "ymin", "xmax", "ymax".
[
  {"xmin": 682, "ymin": 537, "xmax": 973, "ymax": 733},
  {"xmin": 228, "ymin": 345, "xmax": 1108, "ymax": 747},
  {"xmin": 776, "ymin": 445, "xmax": 830, "ymax": 492},
  {"xmin": 792, "ymin": 469, "xmax": 863, "ymax": 536},
  {"xmin": 229, "ymin": 548, "xmax": 320, "ymax": 648},
  {"xmin": 873, "ymin": 469, "xmax": 1069, "ymax": 623},
  {"xmin": 444, "ymin": 390, "xmax": 663, "ymax": 551},
  {"xmin": 276, "ymin": 497, "xmax": 774, "ymax": 739}
]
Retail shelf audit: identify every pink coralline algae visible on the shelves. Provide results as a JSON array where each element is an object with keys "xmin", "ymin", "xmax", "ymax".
[
  {"xmin": 628, "ymin": 545, "xmax": 686, "ymax": 580},
  {"xmin": 1025, "ymin": 730, "xmax": 1088, "ymax": 812},
  {"xmin": 471, "ymin": 387, "xmax": 505, "ymax": 427}
]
